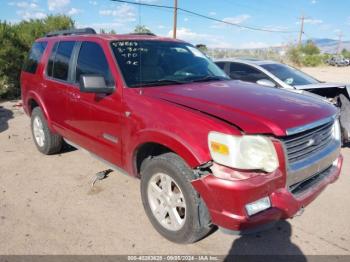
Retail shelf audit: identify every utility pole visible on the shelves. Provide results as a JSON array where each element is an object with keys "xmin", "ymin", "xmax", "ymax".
[
  {"xmin": 298, "ymin": 15, "xmax": 305, "ymax": 46},
  {"xmin": 337, "ymin": 32, "xmax": 343, "ymax": 54},
  {"xmin": 173, "ymin": 0, "xmax": 178, "ymax": 38}
]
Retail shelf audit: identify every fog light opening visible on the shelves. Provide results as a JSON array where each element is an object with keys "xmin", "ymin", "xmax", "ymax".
[{"xmin": 245, "ymin": 196, "xmax": 271, "ymax": 216}]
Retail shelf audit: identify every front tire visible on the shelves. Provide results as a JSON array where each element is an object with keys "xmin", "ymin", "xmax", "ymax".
[
  {"xmin": 140, "ymin": 153, "xmax": 212, "ymax": 243},
  {"xmin": 31, "ymin": 107, "xmax": 63, "ymax": 155}
]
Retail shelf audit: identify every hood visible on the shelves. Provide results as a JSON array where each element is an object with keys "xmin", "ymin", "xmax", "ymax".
[
  {"xmin": 143, "ymin": 80, "xmax": 337, "ymax": 136},
  {"xmin": 294, "ymin": 82, "xmax": 346, "ymax": 90}
]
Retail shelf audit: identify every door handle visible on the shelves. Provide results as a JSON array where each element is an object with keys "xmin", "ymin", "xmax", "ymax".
[{"xmin": 69, "ymin": 92, "xmax": 80, "ymax": 101}]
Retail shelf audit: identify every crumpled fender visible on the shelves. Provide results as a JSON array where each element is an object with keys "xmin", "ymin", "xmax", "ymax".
[{"xmin": 339, "ymin": 93, "xmax": 350, "ymax": 133}]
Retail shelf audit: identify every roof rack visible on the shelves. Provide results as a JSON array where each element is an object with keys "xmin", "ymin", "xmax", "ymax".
[
  {"xmin": 128, "ymin": 32, "xmax": 157, "ymax": 36},
  {"xmin": 46, "ymin": 28, "xmax": 97, "ymax": 37}
]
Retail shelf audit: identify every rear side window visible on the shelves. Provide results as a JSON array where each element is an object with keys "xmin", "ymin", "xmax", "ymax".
[
  {"xmin": 216, "ymin": 62, "xmax": 226, "ymax": 71},
  {"xmin": 23, "ymin": 42, "xmax": 48, "ymax": 74},
  {"xmin": 52, "ymin": 42, "xmax": 75, "ymax": 81},
  {"xmin": 229, "ymin": 63, "xmax": 267, "ymax": 83},
  {"xmin": 76, "ymin": 42, "xmax": 114, "ymax": 86}
]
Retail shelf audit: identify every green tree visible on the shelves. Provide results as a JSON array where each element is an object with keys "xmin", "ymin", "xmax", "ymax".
[
  {"xmin": 341, "ymin": 48, "xmax": 350, "ymax": 59},
  {"xmin": 195, "ymin": 44, "xmax": 208, "ymax": 54},
  {"xmin": 134, "ymin": 25, "xmax": 153, "ymax": 34},
  {"xmin": 287, "ymin": 45, "xmax": 303, "ymax": 66},
  {"xmin": 0, "ymin": 15, "xmax": 75, "ymax": 98},
  {"xmin": 301, "ymin": 40, "xmax": 320, "ymax": 55},
  {"xmin": 100, "ymin": 29, "xmax": 117, "ymax": 34},
  {"xmin": 287, "ymin": 40, "xmax": 323, "ymax": 67}
]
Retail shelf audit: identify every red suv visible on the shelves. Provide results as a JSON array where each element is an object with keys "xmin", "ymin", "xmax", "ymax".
[{"xmin": 21, "ymin": 28, "xmax": 343, "ymax": 243}]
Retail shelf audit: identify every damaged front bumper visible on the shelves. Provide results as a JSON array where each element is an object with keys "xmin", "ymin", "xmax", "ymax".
[{"xmin": 191, "ymin": 155, "xmax": 343, "ymax": 234}]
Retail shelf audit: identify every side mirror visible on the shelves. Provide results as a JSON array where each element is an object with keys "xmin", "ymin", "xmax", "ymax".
[
  {"xmin": 79, "ymin": 75, "xmax": 114, "ymax": 94},
  {"xmin": 256, "ymin": 79, "xmax": 276, "ymax": 88}
]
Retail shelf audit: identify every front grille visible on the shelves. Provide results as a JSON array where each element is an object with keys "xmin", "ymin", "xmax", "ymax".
[
  {"xmin": 289, "ymin": 165, "xmax": 333, "ymax": 196},
  {"xmin": 282, "ymin": 120, "xmax": 334, "ymax": 164}
]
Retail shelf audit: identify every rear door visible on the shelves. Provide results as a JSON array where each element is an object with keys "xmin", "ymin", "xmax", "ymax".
[
  {"xmin": 43, "ymin": 41, "xmax": 76, "ymax": 134},
  {"xmin": 66, "ymin": 40, "xmax": 123, "ymax": 166}
]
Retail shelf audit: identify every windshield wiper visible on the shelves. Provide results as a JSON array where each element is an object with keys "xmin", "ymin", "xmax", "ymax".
[
  {"xmin": 131, "ymin": 79, "xmax": 187, "ymax": 88},
  {"xmin": 189, "ymin": 76, "xmax": 229, "ymax": 83}
]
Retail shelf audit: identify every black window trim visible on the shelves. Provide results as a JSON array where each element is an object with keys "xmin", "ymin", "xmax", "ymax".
[{"xmin": 44, "ymin": 40, "xmax": 78, "ymax": 85}]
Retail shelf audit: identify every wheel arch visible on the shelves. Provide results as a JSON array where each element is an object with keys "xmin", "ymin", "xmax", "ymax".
[
  {"xmin": 25, "ymin": 91, "xmax": 53, "ymax": 129},
  {"xmin": 131, "ymin": 130, "xmax": 210, "ymax": 177}
]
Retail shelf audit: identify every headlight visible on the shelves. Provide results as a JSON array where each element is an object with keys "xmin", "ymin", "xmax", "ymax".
[
  {"xmin": 208, "ymin": 132, "xmax": 279, "ymax": 173},
  {"xmin": 332, "ymin": 119, "xmax": 341, "ymax": 141}
]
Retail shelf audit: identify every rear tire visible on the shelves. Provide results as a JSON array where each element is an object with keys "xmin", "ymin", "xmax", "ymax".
[
  {"xmin": 140, "ymin": 152, "xmax": 212, "ymax": 243},
  {"xmin": 31, "ymin": 107, "xmax": 63, "ymax": 155}
]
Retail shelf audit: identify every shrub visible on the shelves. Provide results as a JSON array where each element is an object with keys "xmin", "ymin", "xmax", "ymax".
[
  {"xmin": 302, "ymin": 54, "xmax": 323, "ymax": 67},
  {"xmin": 0, "ymin": 15, "xmax": 74, "ymax": 99}
]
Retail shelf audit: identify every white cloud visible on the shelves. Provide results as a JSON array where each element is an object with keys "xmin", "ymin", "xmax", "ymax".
[
  {"xmin": 223, "ymin": 15, "xmax": 251, "ymax": 24},
  {"xmin": 17, "ymin": 10, "xmax": 46, "ymax": 20},
  {"xmin": 209, "ymin": 11, "xmax": 216, "ymax": 16},
  {"xmin": 184, "ymin": 17, "xmax": 189, "ymax": 22},
  {"xmin": 296, "ymin": 18, "xmax": 323, "ymax": 25},
  {"xmin": 167, "ymin": 27, "xmax": 233, "ymax": 48},
  {"xmin": 311, "ymin": 0, "xmax": 317, "ymax": 4},
  {"xmin": 99, "ymin": 4, "xmax": 136, "ymax": 22},
  {"xmin": 10, "ymin": 0, "xmax": 47, "ymax": 20},
  {"xmin": 48, "ymin": 0, "xmax": 70, "ymax": 12},
  {"xmin": 89, "ymin": 1, "xmax": 98, "ymax": 6},
  {"xmin": 9, "ymin": 1, "xmax": 38, "ymax": 8},
  {"xmin": 240, "ymin": 41, "xmax": 271, "ymax": 49},
  {"xmin": 261, "ymin": 25, "xmax": 290, "ymax": 32},
  {"xmin": 212, "ymin": 14, "xmax": 251, "ymax": 28},
  {"xmin": 76, "ymin": 22, "xmax": 122, "ymax": 32},
  {"xmin": 67, "ymin": 8, "xmax": 82, "ymax": 16}
]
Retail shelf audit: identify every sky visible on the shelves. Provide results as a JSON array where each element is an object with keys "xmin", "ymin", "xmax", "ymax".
[{"xmin": 1, "ymin": 0, "xmax": 349, "ymax": 49}]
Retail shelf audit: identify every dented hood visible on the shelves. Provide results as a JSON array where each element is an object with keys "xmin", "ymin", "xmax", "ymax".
[{"xmin": 143, "ymin": 80, "xmax": 337, "ymax": 136}]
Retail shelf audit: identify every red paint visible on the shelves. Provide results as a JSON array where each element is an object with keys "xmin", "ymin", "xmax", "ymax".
[{"xmin": 21, "ymin": 34, "xmax": 342, "ymax": 232}]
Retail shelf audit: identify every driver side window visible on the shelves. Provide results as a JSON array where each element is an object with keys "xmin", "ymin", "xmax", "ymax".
[{"xmin": 76, "ymin": 42, "xmax": 114, "ymax": 87}]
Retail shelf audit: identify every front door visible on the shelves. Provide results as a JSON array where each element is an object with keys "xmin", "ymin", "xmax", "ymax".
[{"xmin": 66, "ymin": 41, "xmax": 123, "ymax": 167}]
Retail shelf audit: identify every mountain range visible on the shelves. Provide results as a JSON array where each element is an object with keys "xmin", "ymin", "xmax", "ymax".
[{"xmin": 303, "ymin": 38, "xmax": 350, "ymax": 54}]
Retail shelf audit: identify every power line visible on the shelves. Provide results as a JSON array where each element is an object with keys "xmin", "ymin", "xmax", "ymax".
[{"xmin": 110, "ymin": 0, "xmax": 298, "ymax": 34}]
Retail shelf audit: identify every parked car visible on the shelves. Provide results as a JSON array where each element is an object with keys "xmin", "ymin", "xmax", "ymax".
[
  {"xmin": 21, "ymin": 29, "xmax": 343, "ymax": 243},
  {"xmin": 326, "ymin": 56, "xmax": 349, "ymax": 67},
  {"xmin": 215, "ymin": 58, "xmax": 350, "ymax": 142}
]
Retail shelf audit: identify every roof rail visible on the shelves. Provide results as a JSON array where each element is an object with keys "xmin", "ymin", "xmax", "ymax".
[
  {"xmin": 128, "ymin": 32, "xmax": 157, "ymax": 36},
  {"xmin": 46, "ymin": 28, "xmax": 97, "ymax": 37}
]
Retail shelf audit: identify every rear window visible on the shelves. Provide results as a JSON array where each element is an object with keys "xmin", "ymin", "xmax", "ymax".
[{"xmin": 23, "ymin": 42, "xmax": 48, "ymax": 74}]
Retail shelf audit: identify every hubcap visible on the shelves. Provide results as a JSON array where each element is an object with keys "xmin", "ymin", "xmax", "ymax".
[
  {"xmin": 33, "ymin": 116, "xmax": 45, "ymax": 147},
  {"xmin": 147, "ymin": 173, "xmax": 186, "ymax": 231}
]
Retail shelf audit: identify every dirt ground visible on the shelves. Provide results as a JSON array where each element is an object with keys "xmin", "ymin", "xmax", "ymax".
[{"xmin": 0, "ymin": 66, "xmax": 350, "ymax": 257}]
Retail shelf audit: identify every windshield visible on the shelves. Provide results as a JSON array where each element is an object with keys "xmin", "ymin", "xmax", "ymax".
[
  {"xmin": 111, "ymin": 40, "xmax": 229, "ymax": 87},
  {"xmin": 261, "ymin": 63, "xmax": 319, "ymax": 86}
]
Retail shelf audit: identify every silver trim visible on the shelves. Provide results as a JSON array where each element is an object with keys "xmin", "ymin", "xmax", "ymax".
[
  {"xmin": 286, "ymin": 115, "xmax": 337, "ymax": 136},
  {"xmin": 102, "ymin": 133, "xmax": 119, "ymax": 144},
  {"xmin": 286, "ymin": 139, "xmax": 340, "ymax": 187}
]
